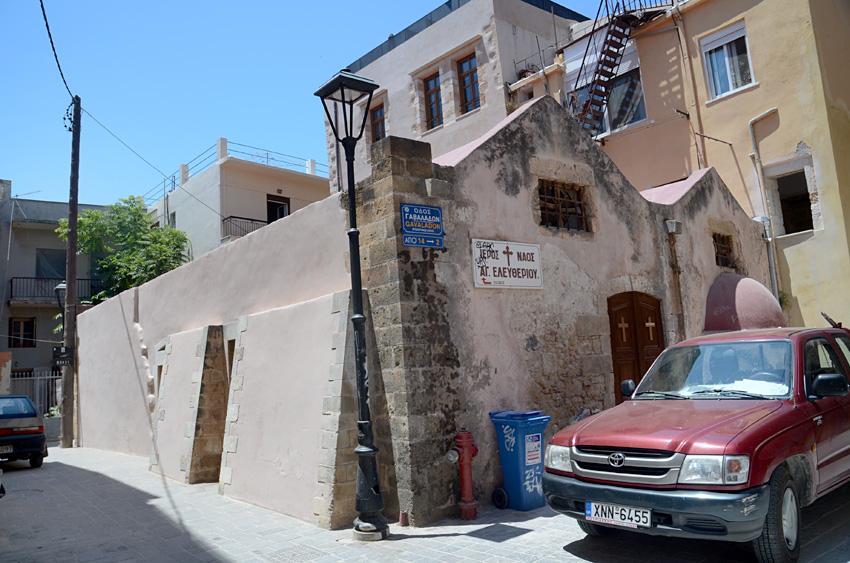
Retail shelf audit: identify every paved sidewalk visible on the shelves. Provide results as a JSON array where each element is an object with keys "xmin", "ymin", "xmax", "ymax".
[{"xmin": 1, "ymin": 447, "xmax": 849, "ymax": 562}]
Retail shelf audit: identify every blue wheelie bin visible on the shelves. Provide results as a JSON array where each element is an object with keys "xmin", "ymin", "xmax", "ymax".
[{"xmin": 489, "ymin": 410, "xmax": 551, "ymax": 511}]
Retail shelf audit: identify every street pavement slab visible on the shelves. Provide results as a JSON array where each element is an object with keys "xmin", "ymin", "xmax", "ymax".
[{"xmin": 1, "ymin": 446, "xmax": 849, "ymax": 562}]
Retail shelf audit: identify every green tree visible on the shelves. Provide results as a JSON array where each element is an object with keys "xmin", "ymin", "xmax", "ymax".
[{"xmin": 57, "ymin": 196, "xmax": 189, "ymax": 300}]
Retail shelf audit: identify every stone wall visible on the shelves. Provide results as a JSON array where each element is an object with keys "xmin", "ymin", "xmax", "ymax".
[
  {"xmin": 357, "ymin": 137, "xmax": 464, "ymax": 525},
  {"xmin": 189, "ymin": 325, "xmax": 229, "ymax": 484}
]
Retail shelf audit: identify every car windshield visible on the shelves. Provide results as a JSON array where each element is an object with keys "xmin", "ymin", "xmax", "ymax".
[
  {"xmin": 635, "ymin": 340, "xmax": 793, "ymax": 399},
  {"xmin": 0, "ymin": 396, "xmax": 38, "ymax": 418}
]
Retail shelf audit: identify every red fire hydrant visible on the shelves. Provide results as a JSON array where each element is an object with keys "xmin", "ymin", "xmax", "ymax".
[{"xmin": 447, "ymin": 428, "xmax": 479, "ymax": 520}]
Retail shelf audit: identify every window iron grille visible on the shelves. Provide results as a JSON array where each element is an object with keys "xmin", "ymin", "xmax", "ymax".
[
  {"xmin": 713, "ymin": 233, "xmax": 734, "ymax": 268},
  {"xmin": 538, "ymin": 180, "xmax": 589, "ymax": 232}
]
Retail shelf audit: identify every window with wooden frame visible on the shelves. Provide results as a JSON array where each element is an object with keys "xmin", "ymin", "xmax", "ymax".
[
  {"xmin": 458, "ymin": 54, "xmax": 480, "ymax": 114},
  {"xmin": 424, "ymin": 73, "xmax": 443, "ymax": 130},
  {"xmin": 538, "ymin": 180, "xmax": 589, "ymax": 232},
  {"xmin": 371, "ymin": 104, "xmax": 386, "ymax": 142},
  {"xmin": 9, "ymin": 317, "xmax": 35, "ymax": 348},
  {"xmin": 713, "ymin": 233, "xmax": 734, "ymax": 267}
]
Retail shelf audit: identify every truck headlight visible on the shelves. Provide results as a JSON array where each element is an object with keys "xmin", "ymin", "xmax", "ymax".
[
  {"xmin": 678, "ymin": 455, "xmax": 749, "ymax": 485},
  {"xmin": 544, "ymin": 444, "xmax": 571, "ymax": 472}
]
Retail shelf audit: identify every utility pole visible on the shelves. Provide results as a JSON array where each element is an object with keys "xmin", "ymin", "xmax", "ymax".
[{"xmin": 61, "ymin": 95, "xmax": 80, "ymax": 448}]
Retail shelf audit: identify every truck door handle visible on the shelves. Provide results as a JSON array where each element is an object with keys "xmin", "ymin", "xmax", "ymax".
[{"xmin": 813, "ymin": 415, "xmax": 823, "ymax": 426}]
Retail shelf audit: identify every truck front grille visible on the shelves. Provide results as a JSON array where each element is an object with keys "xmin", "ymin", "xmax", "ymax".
[
  {"xmin": 575, "ymin": 462, "xmax": 668, "ymax": 476},
  {"xmin": 570, "ymin": 446, "xmax": 685, "ymax": 486},
  {"xmin": 575, "ymin": 446, "xmax": 671, "ymax": 458}
]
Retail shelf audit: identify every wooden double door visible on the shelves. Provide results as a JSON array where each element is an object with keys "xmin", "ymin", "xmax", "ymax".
[{"xmin": 608, "ymin": 292, "xmax": 664, "ymax": 404}]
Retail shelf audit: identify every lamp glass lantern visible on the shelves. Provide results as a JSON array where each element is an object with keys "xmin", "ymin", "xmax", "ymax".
[
  {"xmin": 54, "ymin": 281, "xmax": 67, "ymax": 325},
  {"xmin": 315, "ymin": 69, "xmax": 379, "ymax": 147},
  {"xmin": 315, "ymin": 69, "xmax": 388, "ymax": 540}
]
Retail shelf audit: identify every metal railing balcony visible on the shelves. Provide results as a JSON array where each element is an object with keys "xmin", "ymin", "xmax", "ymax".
[
  {"xmin": 222, "ymin": 216, "xmax": 268, "ymax": 238},
  {"xmin": 9, "ymin": 277, "xmax": 105, "ymax": 302}
]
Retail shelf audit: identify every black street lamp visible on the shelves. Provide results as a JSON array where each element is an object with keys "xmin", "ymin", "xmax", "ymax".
[
  {"xmin": 315, "ymin": 69, "xmax": 388, "ymax": 541},
  {"xmin": 54, "ymin": 281, "xmax": 67, "ymax": 326}
]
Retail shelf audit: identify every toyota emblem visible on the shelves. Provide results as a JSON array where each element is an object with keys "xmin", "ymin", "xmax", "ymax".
[{"xmin": 608, "ymin": 453, "xmax": 626, "ymax": 467}]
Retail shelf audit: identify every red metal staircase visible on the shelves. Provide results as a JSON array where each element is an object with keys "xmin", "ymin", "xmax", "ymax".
[{"xmin": 571, "ymin": 1, "xmax": 672, "ymax": 135}]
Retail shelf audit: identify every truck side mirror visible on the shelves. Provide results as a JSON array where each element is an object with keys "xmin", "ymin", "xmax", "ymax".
[
  {"xmin": 620, "ymin": 379, "xmax": 636, "ymax": 398},
  {"xmin": 810, "ymin": 373, "xmax": 850, "ymax": 399}
]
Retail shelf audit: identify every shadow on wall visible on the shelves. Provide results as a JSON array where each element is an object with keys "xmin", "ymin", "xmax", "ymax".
[{"xmin": 0, "ymin": 461, "xmax": 226, "ymax": 561}]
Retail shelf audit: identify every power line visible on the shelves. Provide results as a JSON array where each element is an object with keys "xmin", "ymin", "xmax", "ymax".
[
  {"xmin": 39, "ymin": 2, "xmax": 174, "ymax": 190},
  {"xmin": 2, "ymin": 335, "xmax": 64, "ymax": 346},
  {"xmin": 82, "ymin": 108, "xmax": 170, "ymax": 178},
  {"xmin": 168, "ymin": 184, "xmax": 226, "ymax": 221},
  {"xmin": 39, "ymin": 0, "xmax": 73, "ymax": 99}
]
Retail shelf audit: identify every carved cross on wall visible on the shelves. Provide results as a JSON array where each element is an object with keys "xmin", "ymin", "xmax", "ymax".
[
  {"xmin": 503, "ymin": 245, "xmax": 513, "ymax": 266},
  {"xmin": 645, "ymin": 317, "xmax": 656, "ymax": 341},
  {"xmin": 618, "ymin": 317, "xmax": 629, "ymax": 342}
]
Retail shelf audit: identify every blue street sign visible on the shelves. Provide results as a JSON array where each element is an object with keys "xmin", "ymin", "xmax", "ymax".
[
  {"xmin": 403, "ymin": 235, "xmax": 443, "ymax": 249},
  {"xmin": 401, "ymin": 204, "xmax": 443, "ymax": 236}
]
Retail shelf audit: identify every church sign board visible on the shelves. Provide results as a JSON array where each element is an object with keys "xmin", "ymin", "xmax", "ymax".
[{"xmin": 472, "ymin": 239, "xmax": 542, "ymax": 289}]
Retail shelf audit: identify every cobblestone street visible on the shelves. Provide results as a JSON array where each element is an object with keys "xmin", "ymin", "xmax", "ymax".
[{"xmin": 1, "ymin": 447, "xmax": 849, "ymax": 562}]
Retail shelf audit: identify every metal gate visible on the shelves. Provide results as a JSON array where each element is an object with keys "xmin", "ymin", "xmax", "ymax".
[{"xmin": 10, "ymin": 368, "xmax": 62, "ymax": 416}]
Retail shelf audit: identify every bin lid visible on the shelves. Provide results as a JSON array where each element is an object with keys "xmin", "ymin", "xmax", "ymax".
[{"xmin": 489, "ymin": 410, "xmax": 549, "ymax": 422}]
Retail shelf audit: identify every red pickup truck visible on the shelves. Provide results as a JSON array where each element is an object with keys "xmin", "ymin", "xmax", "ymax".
[{"xmin": 543, "ymin": 327, "xmax": 850, "ymax": 563}]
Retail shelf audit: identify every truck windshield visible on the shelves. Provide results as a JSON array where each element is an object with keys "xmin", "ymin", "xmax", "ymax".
[{"xmin": 635, "ymin": 340, "xmax": 793, "ymax": 399}]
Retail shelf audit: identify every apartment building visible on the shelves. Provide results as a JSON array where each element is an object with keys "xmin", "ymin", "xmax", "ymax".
[
  {"xmin": 334, "ymin": 0, "xmax": 849, "ymax": 326},
  {"xmin": 0, "ymin": 179, "xmax": 102, "ymax": 405},
  {"xmin": 322, "ymin": 0, "xmax": 588, "ymax": 191},
  {"xmin": 147, "ymin": 138, "xmax": 330, "ymax": 259}
]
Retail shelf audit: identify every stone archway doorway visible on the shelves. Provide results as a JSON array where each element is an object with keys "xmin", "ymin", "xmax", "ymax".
[{"xmin": 607, "ymin": 292, "xmax": 665, "ymax": 404}]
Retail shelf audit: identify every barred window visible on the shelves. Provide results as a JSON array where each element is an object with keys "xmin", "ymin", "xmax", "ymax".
[
  {"xmin": 538, "ymin": 180, "xmax": 588, "ymax": 232},
  {"xmin": 713, "ymin": 233, "xmax": 734, "ymax": 267}
]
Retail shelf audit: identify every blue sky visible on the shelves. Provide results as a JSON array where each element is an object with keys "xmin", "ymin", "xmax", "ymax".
[{"xmin": 2, "ymin": 0, "xmax": 597, "ymax": 205}]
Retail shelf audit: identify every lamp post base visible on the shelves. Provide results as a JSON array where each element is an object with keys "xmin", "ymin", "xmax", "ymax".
[
  {"xmin": 353, "ymin": 514, "xmax": 390, "ymax": 541},
  {"xmin": 352, "ymin": 528, "xmax": 390, "ymax": 541}
]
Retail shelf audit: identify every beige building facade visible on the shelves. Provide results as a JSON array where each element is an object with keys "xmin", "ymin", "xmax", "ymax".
[{"xmin": 586, "ymin": 0, "xmax": 849, "ymax": 328}]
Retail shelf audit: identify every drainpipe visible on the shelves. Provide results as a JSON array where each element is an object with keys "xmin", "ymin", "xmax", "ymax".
[
  {"xmin": 748, "ymin": 108, "xmax": 780, "ymax": 299},
  {"xmin": 672, "ymin": 0, "xmax": 707, "ymax": 169}
]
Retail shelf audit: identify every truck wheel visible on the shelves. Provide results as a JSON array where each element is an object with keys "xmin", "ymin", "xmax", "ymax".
[
  {"xmin": 753, "ymin": 464, "xmax": 800, "ymax": 563},
  {"xmin": 578, "ymin": 520, "xmax": 610, "ymax": 537}
]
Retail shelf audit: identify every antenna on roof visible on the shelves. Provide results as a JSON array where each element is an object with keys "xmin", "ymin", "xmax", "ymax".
[{"xmin": 822, "ymin": 311, "xmax": 842, "ymax": 329}]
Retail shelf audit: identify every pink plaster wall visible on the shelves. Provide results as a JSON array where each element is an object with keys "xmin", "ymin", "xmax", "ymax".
[
  {"xmin": 220, "ymin": 295, "xmax": 338, "ymax": 523},
  {"xmin": 77, "ymin": 195, "xmax": 350, "ymax": 456},
  {"xmin": 77, "ymin": 290, "xmax": 156, "ymax": 456},
  {"xmin": 150, "ymin": 327, "xmax": 207, "ymax": 482},
  {"xmin": 136, "ymin": 196, "xmax": 350, "ymax": 347}
]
